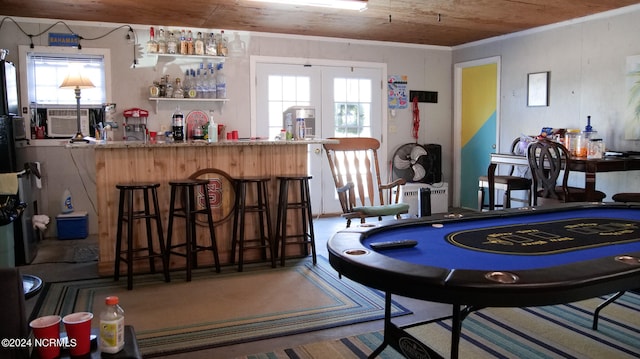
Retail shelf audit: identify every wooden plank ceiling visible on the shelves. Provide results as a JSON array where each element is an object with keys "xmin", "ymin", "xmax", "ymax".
[{"xmin": 0, "ymin": 0, "xmax": 637, "ymax": 46}]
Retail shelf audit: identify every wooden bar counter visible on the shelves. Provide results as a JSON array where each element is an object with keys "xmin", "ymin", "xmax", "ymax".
[{"xmin": 95, "ymin": 139, "xmax": 334, "ymax": 276}]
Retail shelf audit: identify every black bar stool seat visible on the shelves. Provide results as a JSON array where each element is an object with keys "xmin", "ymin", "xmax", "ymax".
[
  {"xmin": 230, "ymin": 176, "xmax": 277, "ymax": 272},
  {"xmin": 166, "ymin": 178, "xmax": 221, "ymax": 281},
  {"xmin": 275, "ymin": 175, "xmax": 316, "ymax": 266},
  {"xmin": 114, "ymin": 182, "xmax": 169, "ymax": 290}
]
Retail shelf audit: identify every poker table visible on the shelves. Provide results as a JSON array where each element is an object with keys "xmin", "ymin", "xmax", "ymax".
[{"xmin": 327, "ymin": 203, "xmax": 640, "ymax": 359}]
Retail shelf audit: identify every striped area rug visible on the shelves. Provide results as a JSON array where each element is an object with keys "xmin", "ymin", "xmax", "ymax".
[
  {"xmin": 243, "ymin": 291, "xmax": 640, "ymax": 358},
  {"xmin": 32, "ymin": 256, "xmax": 410, "ymax": 357}
]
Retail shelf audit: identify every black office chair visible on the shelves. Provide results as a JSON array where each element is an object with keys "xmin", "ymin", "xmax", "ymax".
[
  {"xmin": 478, "ymin": 137, "xmax": 532, "ymax": 211},
  {"xmin": 527, "ymin": 139, "xmax": 606, "ymax": 206}
]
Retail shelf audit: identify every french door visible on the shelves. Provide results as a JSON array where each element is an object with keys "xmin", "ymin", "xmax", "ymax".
[{"xmin": 253, "ymin": 58, "xmax": 383, "ymax": 215}]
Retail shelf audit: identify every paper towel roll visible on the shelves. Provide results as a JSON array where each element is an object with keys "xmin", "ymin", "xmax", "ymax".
[{"xmin": 35, "ymin": 161, "xmax": 42, "ymax": 189}]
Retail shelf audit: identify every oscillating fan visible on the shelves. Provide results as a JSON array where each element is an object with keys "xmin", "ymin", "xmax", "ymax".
[{"xmin": 392, "ymin": 143, "xmax": 432, "ymax": 183}]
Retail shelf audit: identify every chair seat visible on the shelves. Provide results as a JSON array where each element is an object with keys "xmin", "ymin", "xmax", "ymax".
[
  {"xmin": 479, "ymin": 175, "xmax": 531, "ymax": 189},
  {"xmin": 351, "ymin": 203, "xmax": 410, "ymax": 216},
  {"xmin": 612, "ymin": 193, "xmax": 640, "ymax": 202},
  {"xmin": 537, "ymin": 186, "xmax": 606, "ymax": 202}
]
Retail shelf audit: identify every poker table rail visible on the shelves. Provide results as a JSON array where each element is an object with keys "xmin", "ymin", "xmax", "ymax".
[{"xmin": 327, "ymin": 202, "xmax": 640, "ymax": 308}]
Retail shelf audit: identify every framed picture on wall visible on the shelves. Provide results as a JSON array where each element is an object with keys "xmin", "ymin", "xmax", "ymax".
[{"xmin": 527, "ymin": 72, "xmax": 549, "ymax": 107}]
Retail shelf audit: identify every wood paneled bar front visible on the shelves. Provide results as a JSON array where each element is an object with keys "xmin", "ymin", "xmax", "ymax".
[{"xmin": 94, "ymin": 140, "xmax": 335, "ymax": 276}]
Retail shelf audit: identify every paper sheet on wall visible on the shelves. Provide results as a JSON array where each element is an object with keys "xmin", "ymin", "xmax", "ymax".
[{"xmin": 388, "ymin": 75, "xmax": 408, "ymax": 109}]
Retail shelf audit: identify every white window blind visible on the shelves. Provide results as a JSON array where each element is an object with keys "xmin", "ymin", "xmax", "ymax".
[{"xmin": 26, "ymin": 52, "xmax": 106, "ymax": 106}]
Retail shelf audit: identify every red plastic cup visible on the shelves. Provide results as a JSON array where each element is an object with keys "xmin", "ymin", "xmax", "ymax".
[
  {"xmin": 226, "ymin": 133, "xmax": 232, "ymax": 140},
  {"xmin": 232, "ymin": 130, "xmax": 239, "ymax": 140},
  {"xmin": 62, "ymin": 312, "xmax": 93, "ymax": 356},
  {"xmin": 29, "ymin": 315, "xmax": 62, "ymax": 359}
]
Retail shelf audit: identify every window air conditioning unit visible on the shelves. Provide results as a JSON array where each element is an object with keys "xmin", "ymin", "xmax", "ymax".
[{"xmin": 46, "ymin": 108, "xmax": 90, "ymax": 138}]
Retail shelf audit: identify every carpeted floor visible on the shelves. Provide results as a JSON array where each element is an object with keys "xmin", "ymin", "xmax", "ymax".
[
  {"xmin": 241, "ymin": 292, "xmax": 640, "ymax": 359},
  {"xmin": 31, "ymin": 256, "xmax": 411, "ymax": 358}
]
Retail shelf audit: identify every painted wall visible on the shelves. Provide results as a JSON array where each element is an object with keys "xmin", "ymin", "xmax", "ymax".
[
  {"xmin": 0, "ymin": 17, "xmax": 453, "ymax": 236},
  {"xmin": 452, "ymin": 5, "xmax": 640, "ymax": 198}
]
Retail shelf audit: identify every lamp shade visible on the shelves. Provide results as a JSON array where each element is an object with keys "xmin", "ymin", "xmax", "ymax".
[{"xmin": 59, "ymin": 67, "xmax": 95, "ymax": 89}]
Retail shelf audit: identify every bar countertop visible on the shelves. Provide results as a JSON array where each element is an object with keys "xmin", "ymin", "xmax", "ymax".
[{"xmin": 88, "ymin": 138, "xmax": 337, "ymax": 149}]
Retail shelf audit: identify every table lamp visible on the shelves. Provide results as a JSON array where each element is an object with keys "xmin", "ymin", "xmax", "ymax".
[{"xmin": 60, "ymin": 67, "xmax": 95, "ymax": 143}]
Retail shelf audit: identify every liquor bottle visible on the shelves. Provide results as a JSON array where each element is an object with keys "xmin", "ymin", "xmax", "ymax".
[
  {"xmin": 146, "ymin": 27, "xmax": 158, "ymax": 53},
  {"xmin": 173, "ymin": 78, "xmax": 184, "ymax": 98},
  {"xmin": 165, "ymin": 75, "xmax": 174, "ymax": 98},
  {"xmin": 196, "ymin": 68, "xmax": 204, "ymax": 98},
  {"xmin": 187, "ymin": 30, "xmax": 194, "ymax": 55},
  {"xmin": 207, "ymin": 63, "xmax": 217, "ymax": 98},
  {"xmin": 194, "ymin": 32, "xmax": 205, "ymax": 55},
  {"xmin": 187, "ymin": 70, "xmax": 197, "ymax": 98},
  {"xmin": 216, "ymin": 63, "xmax": 226, "ymax": 99},
  {"xmin": 201, "ymin": 69, "xmax": 210, "ymax": 99},
  {"xmin": 182, "ymin": 70, "xmax": 191, "ymax": 98},
  {"xmin": 167, "ymin": 32, "xmax": 178, "ymax": 54},
  {"xmin": 206, "ymin": 32, "xmax": 217, "ymax": 56},
  {"xmin": 179, "ymin": 29, "xmax": 188, "ymax": 55},
  {"xmin": 172, "ymin": 106, "xmax": 184, "ymax": 142},
  {"xmin": 99, "ymin": 296, "xmax": 125, "ymax": 354},
  {"xmin": 217, "ymin": 30, "xmax": 228, "ymax": 56},
  {"xmin": 157, "ymin": 28, "xmax": 167, "ymax": 54}
]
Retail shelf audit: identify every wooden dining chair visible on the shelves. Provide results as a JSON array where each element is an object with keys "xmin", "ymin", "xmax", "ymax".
[
  {"xmin": 527, "ymin": 139, "xmax": 606, "ymax": 205},
  {"xmin": 478, "ymin": 137, "xmax": 532, "ymax": 211},
  {"xmin": 323, "ymin": 137, "xmax": 409, "ymax": 227}
]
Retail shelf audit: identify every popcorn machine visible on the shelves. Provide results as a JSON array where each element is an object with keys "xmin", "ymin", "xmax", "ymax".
[{"xmin": 123, "ymin": 108, "xmax": 149, "ymax": 141}]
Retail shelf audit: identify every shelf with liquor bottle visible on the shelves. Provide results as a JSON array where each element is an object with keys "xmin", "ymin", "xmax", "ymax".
[
  {"xmin": 148, "ymin": 60, "xmax": 229, "ymax": 113},
  {"xmin": 146, "ymin": 28, "xmax": 229, "ymax": 66}
]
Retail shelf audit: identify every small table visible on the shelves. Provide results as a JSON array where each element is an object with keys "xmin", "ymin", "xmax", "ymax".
[
  {"xmin": 58, "ymin": 326, "xmax": 142, "ymax": 359},
  {"xmin": 487, "ymin": 153, "xmax": 640, "ymax": 209}
]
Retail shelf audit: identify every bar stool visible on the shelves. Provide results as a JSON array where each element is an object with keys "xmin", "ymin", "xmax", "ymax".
[
  {"xmin": 114, "ymin": 182, "xmax": 169, "ymax": 290},
  {"xmin": 230, "ymin": 177, "xmax": 277, "ymax": 271},
  {"xmin": 166, "ymin": 179, "xmax": 220, "ymax": 281},
  {"xmin": 275, "ymin": 175, "xmax": 316, "ymax": 266}
]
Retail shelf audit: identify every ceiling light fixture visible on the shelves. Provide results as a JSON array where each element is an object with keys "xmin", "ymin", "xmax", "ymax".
[{"xmin": 250, "ymin": 0, "xmax": 367, "ymax": 11}]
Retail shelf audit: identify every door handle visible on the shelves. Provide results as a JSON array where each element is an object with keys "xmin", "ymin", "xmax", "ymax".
[
  {"xmin": 492, "ymin": 144, "xmax": 496, "ymax": 149},
  {"xmin": 314, "ymin": 148, "xmax": 321, "ymax": 154}
]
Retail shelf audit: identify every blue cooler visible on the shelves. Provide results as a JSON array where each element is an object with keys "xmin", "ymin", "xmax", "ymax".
[{"xmin": 56, "ymin": 211, "xmax": 88, "ymax": 240}]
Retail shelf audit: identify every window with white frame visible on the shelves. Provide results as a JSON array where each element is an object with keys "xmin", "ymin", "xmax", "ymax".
[{"xmin": 21, "ymin": 46, "xmax": 109, "ymax": 107}]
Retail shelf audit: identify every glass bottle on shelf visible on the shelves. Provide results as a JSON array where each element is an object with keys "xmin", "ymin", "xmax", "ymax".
[
  {"xmin": 165, "ymin": 75, "xmax": 174, "ymax": 98},
  {"xmin": 157, "ymin": 28, "xmax": 167, "ymax": 54},
  {"xmin": 179, "ymin": 29, "xmax": 188, "ymax": 55},
  {"xmin": 216, "ymin": 63, "xmax": 226, "ymax": 99},
  {"xmin": 187, "ymin": 70, "xmax": 197, "ymax": 98},
  {"xmin": 217, "ymin": 30, "xmax": 228, "ymax": 56},
  {"xmin": 194, "ymin": 32, "xmax": 205, "ymax": 55},
  {"xmin": 207, "ymin": 63, "xmax": 217, "ymax": 99},
  {"xmin": 167, "ymin": 32, "xmax": 178, "ymax": 54},
  {"xmin": 206, "ymin": 32, "xmax": 217, "ymax": 56},
  {"xmin": 173, "ymin": 78, "xmax": 184, "ymax": 98},
  {"xmin": 146, "ymin": 27, "xmax": 158, "ymax": 53},
  {"xmin": 187, "ymin": 30, "xmax": 194, "ymax": 55}
]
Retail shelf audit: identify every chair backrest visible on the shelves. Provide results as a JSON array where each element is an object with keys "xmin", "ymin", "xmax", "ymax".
[
  {"xmin": 526, "ymin": 139, "xmax": 571, "ymax": 201},
  {"xmin": 323, "ymin": 137, "xmax": 390, "ymax": 214},
  {"xmin": 507, "ymin": 136, "xmax": 531, "ymax": 177}
]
